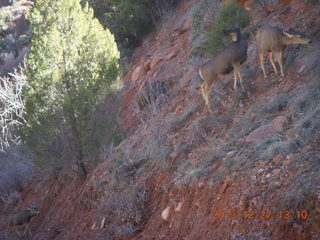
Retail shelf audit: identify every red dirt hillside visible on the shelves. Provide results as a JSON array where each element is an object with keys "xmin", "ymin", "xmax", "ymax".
[{"xmin": 1, "ymin": 0, "xmax": 320, "ymax": 239}]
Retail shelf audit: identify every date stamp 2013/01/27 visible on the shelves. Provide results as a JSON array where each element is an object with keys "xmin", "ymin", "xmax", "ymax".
[{"xmin": 210, "ymin": 209, "xmax": 308, "ymax": 221}]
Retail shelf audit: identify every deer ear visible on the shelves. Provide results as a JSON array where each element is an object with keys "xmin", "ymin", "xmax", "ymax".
[{"xmin": 283, "ymin": 31, "xmax": 293, "ymax": 38}]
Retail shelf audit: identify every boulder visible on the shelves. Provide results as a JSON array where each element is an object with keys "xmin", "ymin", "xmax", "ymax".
[
  {"xmin": 131, "ymin": 66, "xmax": 144, "ymax": 82},
  {"xmin": 161, "ymin": 206, "xmax": 171, "ymax": 221},
  {"xmin": 246, "ymin": 116, "xmax": 287, "ymax": 143},
  {"xmin": 173, "ymin": 11, "xmax": 192, "ymax": 34},
  {"xmin": 150, "ymin": 53, "xmax": 164, "ymax": 69}
]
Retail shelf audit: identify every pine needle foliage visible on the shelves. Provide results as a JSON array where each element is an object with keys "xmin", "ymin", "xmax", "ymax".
[
  {"xmin": 22, "ymin": 0, "xmax": 120, "ymax": 175},
  {"xmin": 206, "ymin": 0, "xmax": 250, "ymax": 55}
]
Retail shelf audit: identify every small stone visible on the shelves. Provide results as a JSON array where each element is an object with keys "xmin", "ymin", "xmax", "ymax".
[
  {"xmin": 100, "ymin": 217, "xmax": 106, "ymax": 229},
  {"xmin": 272, "ymin": 169, "xmax": 281, "ymax": 177},
  {"xmin": 285, "ymin": 154, "xmax": 295, "ymax": 165},
  {"xmin": 150, "ymin": 53, "xmax": 164, "ymax": 69},
  {"xmin": 166, "ymin": 51, "xmax": 177, "ymax": 60},
  {"xmin": 174, "ymin": 202, "xmax": 183, "ymax": 212},
  {"xmin": 251, "ymin": 198, "xmax": 257, "ymax": 207},
  {"xmin": 258, "ymin": 168, "xmax": 264, "ymax": 174},
  {"xmin": 265, "ymin": 173, "xmax": 271, "ymax": 178},
  {"xmin": 251, "ymin": 175, "xmax": 257, "ymax": 181},
  {"xmin": 237, "ymin": 138, "xmax": 245, "ymax": 145},
  {"xmin": 132, "ymin": 66, "xmax": 143, "ymax": 82},
  {"xmin": 300, "ymin": 145, "xmax": 311, "ymax": 153},
  {"xmin": 145, "ymin": 61, "xmax": 151, "ymax": 72},
  {"xmin": 227, "ymin": 151, "xmax": 235, "ymax": 157},
  {"xmin": 161, "ymin": 207, "xmax": 171, "ymax": 221},
  {"xmin": 221, "ymin": 180, "xmax": 229, "ymax": 194},
  {"xmin": 169, "ymin": 151, "xmax": 178, "ymax": 159},
  {"xmin": 273, "ymin": 181, "xmax": 281, "ymax": 187},
  {"xmin": 272, "ymin": 155, "xmax": 284, "ymax": 164},
  {"xmin": 91, "ymin": 222, "xmax": 96, "ymax": 230},
  {"xmin": 198, "ymin": 182, "xmax": 205, "ymax": 189}
]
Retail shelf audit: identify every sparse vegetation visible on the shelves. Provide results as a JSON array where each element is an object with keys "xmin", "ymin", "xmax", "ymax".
[
  {"xmin": 258, "ymin": 138, "xmax": 300, "ymax": 161},
  {"xmin": 257, "ymin": 93, "xmax": 290, "ymax": 116},
  {"xmin": 167, "ymin": 105, "xmax": 199, "ymax": 132},
  {"xmin": 0, "ymin": 144, "xmax": 34, "ymax": 208},
  {"xmin": 298, "ymin": 44, "xmax": 320, "ymax": 80},
  {"xmin": 102, "ymin": 182, "xmax": 147, "ymax": 226}
]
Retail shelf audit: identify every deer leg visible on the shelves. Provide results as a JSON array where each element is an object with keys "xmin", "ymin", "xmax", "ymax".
[
  {"xmin": 27, "ymin": 224, "xmax": 32, "ymax": 236},
  {"xmin": 239, "ymin": 71, "xmax": 245, "ymax": 90},
  {"xmin": 269, "ymin": 51, "xmax": 278, "ymax": 75},
  {"xmin": 200, "ymin": 83, "xmax": 208, "ymax": 106},
  {"xmin": 14, "ymin": 226, "xmax": 21, "ymax": 236},
  {"xmin": 22, "ymin": 224, "xmax": 28, "ymax": 236},
  {"xmin": 277, "ymin": 51, "xmax": 284, "ymax": 77},
  {"xmin": 201, "ymin": 83, "xmax": 211, "ymax": 111},
  {"xmin": 259, "ymin": 51, "xmax": 267, "ymax": 78},
  {"xmin": 233, "ymin": 63, "xmax": 245, "ymax": 90},
  {"xmin": 206, "ymin": 82, "xmax": 215, "ymax": 113},
  {"xmin": 235, "ymin": 65, "xmax": 245, "ymax": 90},
  {"xmin": 233, "ymin": 68, "xmax": 238, "ymax": 89}
]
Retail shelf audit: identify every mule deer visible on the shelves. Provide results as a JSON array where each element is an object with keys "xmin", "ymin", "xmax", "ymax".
[
  {"xmin": 256, "ymin": 26, "xmax": 312, "ymax": 78},
  {"xmin": 8, "ymin": 205, "xmax": 40, "ymax": 236},
  {"xmin": 198, "ymin": 23, "xmax": 247, "ymax": 112}
]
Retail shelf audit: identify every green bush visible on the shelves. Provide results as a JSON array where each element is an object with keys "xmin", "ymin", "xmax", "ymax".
[
  {"xmin": 22, "ymin": 0, "xmax": 121, "ymax": 178},
  {"xmin": 0, "ymin": 10, "xmax": 12, "ymax": 30},
  {"xmin": 206, "ymin": 0, "xmax": 250, "ymax": 55}
]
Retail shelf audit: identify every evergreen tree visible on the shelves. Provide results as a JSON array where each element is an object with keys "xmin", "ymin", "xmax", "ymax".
[{"xmin": 23, "ymin": 0, "xmax": 120, "ymax": 179}]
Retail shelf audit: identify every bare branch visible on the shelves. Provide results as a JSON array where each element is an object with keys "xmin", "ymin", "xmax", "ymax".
[{"xmin": 0, "ymin": 70, "xmax": 29, "ymax": 151}]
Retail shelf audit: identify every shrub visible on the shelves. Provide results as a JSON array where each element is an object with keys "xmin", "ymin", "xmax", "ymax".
[
  {"xmin": 0, "ymin": 9, "xmax": 12, "ymax": 30},
  {"xmin": 0, "ymin": 144, "xmax": 35, "ymax": 202},
  {"xmin": 22, "ymin": 0, "xmax": 121, "ymax": 179},
  {"xmin": 206, "ymin": 0, "xmax": 250, "ymax": 55},
  {"xmin": 0, "ymin": 72, "xmax": 29, "ymax": 151}
]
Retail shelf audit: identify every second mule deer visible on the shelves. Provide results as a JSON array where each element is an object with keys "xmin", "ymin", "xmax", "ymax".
[
  {"xmin": 8, "ymin": 205, "xmax": 40, "ymax": 237},
  {"xmin": 198, "ymin": 23, "xmax": 247, "ymax": 112},
  {"xmin": 256, "ymin": 26, "xmax": 312, "ymax": 78}
]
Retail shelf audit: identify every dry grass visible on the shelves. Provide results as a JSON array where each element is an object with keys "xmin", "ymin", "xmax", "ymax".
[
  {"xmin": 298, "ymin": 43, "xmax": 320, "ymax": 82},
  {"xmin": 167, "ymin": 104, "xmax": 199, "ymax": 132}
]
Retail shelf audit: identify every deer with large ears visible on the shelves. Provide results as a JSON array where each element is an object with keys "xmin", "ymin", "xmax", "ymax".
[
  {"xmin": 256, "ymin": 26, "xmax": 312, "ymax": 78},
  {"xmin": 198, "ymin": 22, "xmax": 248, "ymax": 112},
  {"xmin": 7, "ymin": 205, "xmax": 40, "ymax": 237}
]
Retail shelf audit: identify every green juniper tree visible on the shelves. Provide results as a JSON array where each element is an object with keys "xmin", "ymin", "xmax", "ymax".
[
  {"xmin": 23, "ymin": 0, "xmax": 120, "ymax": 179},
  {"xmin": 206, "ymin": 0, "xmax": 250, "ymax": 55}
]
